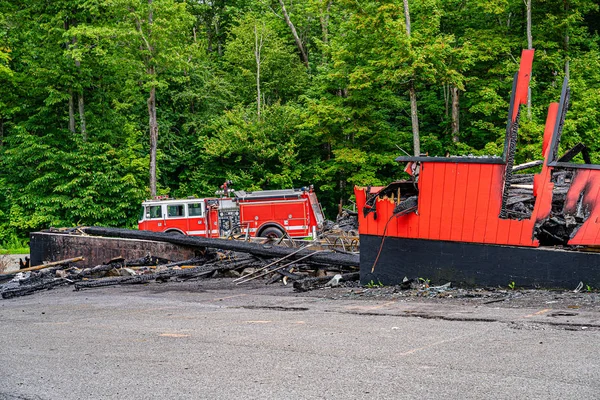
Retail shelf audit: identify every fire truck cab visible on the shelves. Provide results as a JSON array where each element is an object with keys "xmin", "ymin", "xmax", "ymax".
[{"xmin": 138, "ymin": 186, "xmax": 325, "ymax": 239}]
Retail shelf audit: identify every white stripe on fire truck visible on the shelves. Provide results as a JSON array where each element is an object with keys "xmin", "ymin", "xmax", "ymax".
[
  {"xmin": 245, "ymin": 226, "xmax": 307, "ymax": 233},
  {"xmin": 285, "ymin": 226, "xmax": 307, "ymax": 231}
]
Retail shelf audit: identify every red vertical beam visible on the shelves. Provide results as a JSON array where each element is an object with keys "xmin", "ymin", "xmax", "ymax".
[
  {"xmin": 512, "ymin": 49, "xmax": 535, "ymax": 121},
  {"xmin": 450, "ymin": 163, "xmax": 470, "ymax": 241},
  {"xmin": 388, "ymin": 198, "xmax": 401, "ymax": 238},
  {"xmin": 483, "ymin": 165, "xmax": 503, "ymax": 243},
  {"xmin": 428, "ymin": 163, "xmax": 446, "ymax": 240},
  {"xmin": 439, "ymin": 163, "xmax": 457, "ymax": 241},
  {"xmin": 471, "ymin": 165, "xmax": 494, "ymax": 242},
  {"xmin": 579, "ymin": 180, "xmax": 600, "ymax": 243},
  {"xmin": 569, "ymin": 171, "xmax": 600, "ymax": 245},
  {"xmin": 417, "ymin": 163, "xmax": 435, "ymax": 239},
  {"xmin": 461, "ymin": 164, "xmax": 481, "ymax": 242},
  {"xmin": 405, "ymin": 212, "xmax": 420, "ymax": 238},
  {"xmin": 375, "ymin": 197, "xmax": 387, "ymax": 237}
]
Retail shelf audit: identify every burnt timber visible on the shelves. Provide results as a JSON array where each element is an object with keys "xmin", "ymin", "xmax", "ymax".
[
  {"xmin": 355, "ymin": 49, "xmax": 600, "ymax": 289},
  {"xmin": 30, "ymin": 227, "xmax": 358, "ymax": 270},
  {"xmin": 82, "ymin": 226, "xmax": 358, "ymax": 268}
]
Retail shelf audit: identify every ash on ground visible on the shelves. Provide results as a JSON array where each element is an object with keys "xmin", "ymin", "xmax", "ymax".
[{"xmin": 290, "ymin": 279, "xmax": 600, "ymax": 311}]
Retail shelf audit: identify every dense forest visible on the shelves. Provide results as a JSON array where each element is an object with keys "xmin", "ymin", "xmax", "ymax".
[{"xmin": 0, "ymin": 0, "xmax": 599, "ymax": 246}]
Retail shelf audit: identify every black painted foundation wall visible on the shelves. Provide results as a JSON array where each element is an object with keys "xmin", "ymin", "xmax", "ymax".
[
  {"xmin": 30, "ymin": 231, "xmax": 198, "ymax": 267},
  {"xmin": 360, "ymin": 235, "xmax": 600, "ymax": 289}
]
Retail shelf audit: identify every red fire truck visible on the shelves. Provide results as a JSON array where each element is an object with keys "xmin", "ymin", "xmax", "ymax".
[{"xmin": 138, "ymin": 185, "xmax": 325, "ymax": 239}]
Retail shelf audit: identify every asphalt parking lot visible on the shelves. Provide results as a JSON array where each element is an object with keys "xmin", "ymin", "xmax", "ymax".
[{"xmin": 1, "ymin": 279, "xmax": 599, "ymax": 400}]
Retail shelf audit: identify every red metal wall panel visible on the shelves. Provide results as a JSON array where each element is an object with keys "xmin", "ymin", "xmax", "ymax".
[
  {"xmin": 567, "ymin": 170, "xmax": 600, "ymax": 245},
  {"xmin": 450, "ymin": 163, "xmax": 470, "ymax": 241},
  {"xmin": 427, "ymin": 163, "xmax": 445, "ymax": 240},
  {"xmin": 512, "ymin": 49, "xmax": 535, "ymax": 119},
  {"xmin": 461, "ymin": 164, "xmax": 481, "ymax": 242},
  {"xmin": 483, "ymin": 165, "xmax": 504, "ymax": 244},
  {"xmin": 355, "ymin": 158, "xmax": 554, "ymax": 248},
  {"xmin": 439, "ymin": 163, "xmax": 457, "ymax": 241},
  {"xmin": 417, "ymin": 163, "xmax": 435, "ymax": 239}
]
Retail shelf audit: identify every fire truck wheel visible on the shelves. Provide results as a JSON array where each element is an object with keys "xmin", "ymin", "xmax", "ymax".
[
  {"xmin": 166, "ymin": 230, "xmax": 184, "ymax": 235},
  {"xmin": 260, "ymin": 227, "xmax": 285, "ymax": 239}
]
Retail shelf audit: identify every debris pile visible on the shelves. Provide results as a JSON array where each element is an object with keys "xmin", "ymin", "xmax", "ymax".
[
  {"xmin": 1, "ymin": 228, "xmax": 361, "ymax": 299},
  {"xmin": 504, "ymin": 173, "xmax": 537, "ymax": 218},
  {"xmin": 319, "ymin": 210, "xmax": 360, "ymax": 252},
  {"xmin": 535, "ymin": 170, "xmax": 589, "ymax": 245},
  {"xmin": 335, "ymin": 210, "xmax": 359, "ymax": 233},
  {"xmin": 503, "ymin": 170, "xmax": 588, "ymax": 245},
  {"xmin": 321, "ymin": 210, "xmax": 359, "ymax": 235}
]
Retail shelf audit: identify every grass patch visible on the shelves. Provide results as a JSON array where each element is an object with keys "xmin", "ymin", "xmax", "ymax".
[
  {"xmin": 0, "ymin": 234, "xmax": 29, "ymax": 255},
  {"xmin": 0, "ymin": 248, "xmax": 29, "ymax": 255}
]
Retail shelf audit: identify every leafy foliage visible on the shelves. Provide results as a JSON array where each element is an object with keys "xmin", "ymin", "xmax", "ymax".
[{"xmin": 1, "ymin": 0, "xmax": 600, "ymax": 246}]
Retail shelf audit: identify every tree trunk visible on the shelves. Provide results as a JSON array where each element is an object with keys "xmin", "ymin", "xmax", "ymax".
[
  {"xmin": 278, "ymin": 0, "xmax": 309, "ymax": 68},
  {"xmin": 563, "ymin": 0, "xmax": 569, "ymax": 52},
  {"xmin": 319, "ymin": 0, "xmax": 332, "ymax": 44},
  {"xmin": 68, "ymin": 90, "xmax": 76, "ymax": 133},
  {"xmin": 409, "ymin": 85, "xmax": 420, "ymax": 156},
  {"xmin": 215, "ymin": 17, "xmax": 223, "ymax": 57},
  {"xmin": 526, "ymin": 0, "xmax": 532, "ymax": 119},
  {"xmin": 148, "ymin": 83, "xmax": 158, "ymax": 197},
  {"xmin": 403, "ymin": 0, "xmax": 420, "ymax": 156},
  {"xmin": 254, "ymin": 24, "xmax": 263, "ymax": 119},
  {"xmin": 147, "ymin": 0, "xmax": 157, "ymax": 197},
  {"xmin": 451, "ymin": 86, "xmax": 459, "ymax": 143},
  {"xmin": 78, "ymin": 92, "xmax": 87, "ymax": 141},
  {"xmin": 443, "ymin": 84, "xmax": 449, "ymax": 117},
  {"xmin": 65, "ymin": 20, "xmax": 76, "ymax": 135},
  {"xmin": 403, "ymin": 0, "xmax": 411, "ymax": 35}
]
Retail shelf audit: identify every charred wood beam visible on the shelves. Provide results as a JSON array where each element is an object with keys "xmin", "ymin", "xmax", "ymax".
[
  {"xmin": 80, "ymin": 263, "xmax": 122, "ymax": 276},
  {"xmin": 583, "ymin": 147, "xmax": 591, "ymax": 164},
  {"xmin": 77, "ymin": 265, "xmax": 215, "ymax": 290},
  {"xmin": 510, "ymin": 174, "xmax": 534, "ymax": 184},
  {"xmin": 1, "ymin": 256, "xmax": 84, "ymax": 275},
  {"xmin": 507, "ymin": 188, "xmax": 534, "ymax": 195},
  {"xmin": 558, "ymin": 143, "xmax": 585, "ymax": 162},
  {"xmin": 293, "ymin": 272, "xmax": 360, "ymax": 292},
  {"xmin": 266, "ymin": 267, "xmax": 304, "ymax": 284},
  {"xmin": 512, "ymin": 160, "xmax": 543, "ymax": 172},
  {"xmin": 506, "ymin": 195, "xmax": 535, "ymax": 206},
  {"xmin": 79, "ymin": 255, "xmax": 198, "ymax": 277},
  {"xmin": 75, "ymin": 257, "xmax": 264, "ymax": 290},
  {"xmin": 557, "ymin": 143, "xmax": 592, "ymax": 164},
  {"xmin": 82, "ymin": 227, "xmax": 359, "ymax": 267},
  {"xmin": 123, "ymin": 255, "xmax": 171, "ymax": 266},
  {"xmin": 155, "ymin": 257, "xmax": 207, "ymax": 268},
  {"xmin": 296, "ymin": 264, "xmax": 356, "ymax": 272},
  {"xmin": 2, "ymin": 279, "xmax": 69, "ymax": 299}
]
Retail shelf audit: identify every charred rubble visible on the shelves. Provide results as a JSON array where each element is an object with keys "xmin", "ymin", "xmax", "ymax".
[
  {"xmin": 502, "ymin": 168, "xmax": 593, "ymax": 245},
  {"xmin": 321, "ymin": 210, "xmax": 359, "ymax": 235},
  {"xmin": 535, "ymin": 170, "xmax": 590, "ymax": 245},
  {"xmin": 1, "ymin": 229, "xmax": 360, "ymax": 299},
  {"xmin": 362, "ymin": 181, "xmax": 420, "ymax": 220}
]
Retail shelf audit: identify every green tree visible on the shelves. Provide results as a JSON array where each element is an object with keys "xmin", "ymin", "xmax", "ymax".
[{"xmin": 69, "ymin": 0, "xmax": 195, "ymax": 196}]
